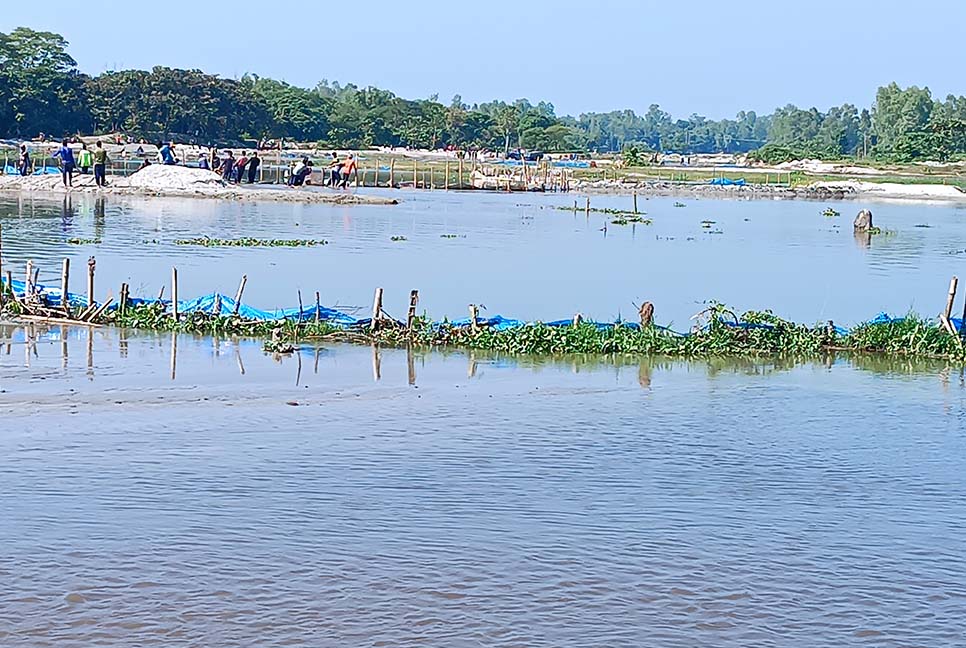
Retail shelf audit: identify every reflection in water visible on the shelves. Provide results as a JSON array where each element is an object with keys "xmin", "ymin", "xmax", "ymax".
[{"xmin": 1, "ymin": 325, "xmax": 966, "ymax": 646}]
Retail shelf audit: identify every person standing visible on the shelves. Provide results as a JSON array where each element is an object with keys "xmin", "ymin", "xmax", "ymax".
[
  {"xmin": 221, "ymin": 150, "xmax": 235, "ymax": 182},
  {"xmin": 327, "ymin": 152, "xmax": 342, "ymax": 187},
  {"xmin": 340, "ymin": 154, "xmax": 357, "ymax": 188},
  {"xmin": 198, "ymin": 153, "xmax": 210, "ymax": 170},
  {"xmin": 77, "ymin": 143, "xmax": 93, "ymax": 174},
  {"xmin": 52, "ymin": 140, "xmax": 76, "ymax": 187},
  {"xmin": 246, "ymin": 151, "xmax": 261, "ymax": 183},
  {"xmin": 159, "ymin": 141, "xmax": 177, "ymax": 165},
  {"xmin": 92, "ymin": 140, "xmax": 109, "ymax": 187},
  {"xmin": 18, "ymin": 144, "xmax": 31, "ymax": 176},
  {"xmin": 234, "ymin": 151, "xmax": 249, "ymax": 183}
]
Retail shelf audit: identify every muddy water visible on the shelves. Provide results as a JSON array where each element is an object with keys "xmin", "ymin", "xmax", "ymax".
[
  {"xmin": 2, "ymin": 191, "xmax": 966, "ymax": 326},
  {"xmin": 1, "ymin": 324, "xmax": 965, "ymax": 647}
]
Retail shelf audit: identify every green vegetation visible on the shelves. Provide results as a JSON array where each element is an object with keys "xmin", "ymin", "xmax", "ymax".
[
  {"xmin": 823, "ymin": 208, "xmax": 840, "ymax": 217},
  {"xmin": 66, "ymin": 237, "xmax": 100, "ymax": 245},
  {"xmin": 390, "ymin": 235, "xmax": 407, "ymax": 242},
  {"xmin": 63, "ymin": 302, "xmax": 964, "ymax": 362},
  {"xmin": 172, "ymin": 237, "xmax": 327, "ymax": 247},
  {"xmin": 555, "ymin": 206, "xmax": 648, "ymax": 217},
  {"xmin": 2, "ymin": 27, "xmax": 964, "ymax": 163}
]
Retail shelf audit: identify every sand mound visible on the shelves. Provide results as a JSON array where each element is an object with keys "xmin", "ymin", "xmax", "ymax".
[{"xmin": 123, "ymin": 165, "xmax": 226, "ymax": 191}]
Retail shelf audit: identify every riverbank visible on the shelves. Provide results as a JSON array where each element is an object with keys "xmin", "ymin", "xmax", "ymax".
[
  {"xmin": 0, "ymin": 165, "xmax": 399, "ymax": 206},
  {"xmin": 569, "ymin": 177, "xmax": 966, "ymax": 203}
]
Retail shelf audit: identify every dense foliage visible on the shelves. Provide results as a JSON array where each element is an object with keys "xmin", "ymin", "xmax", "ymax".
[{"xmin": 2, "ymin": 27, "xmax": 964, "ymax": 162}]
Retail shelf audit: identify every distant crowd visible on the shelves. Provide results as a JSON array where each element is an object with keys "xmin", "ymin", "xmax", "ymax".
[{"xmin": 13, "ymin": 136, "xmax": 364, "ymax": 190}]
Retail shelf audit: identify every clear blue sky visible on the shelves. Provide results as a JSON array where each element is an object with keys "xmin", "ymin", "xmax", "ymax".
[{"xmin": 3, "ymin": 0, "xmax": 963, "ymax": 119}]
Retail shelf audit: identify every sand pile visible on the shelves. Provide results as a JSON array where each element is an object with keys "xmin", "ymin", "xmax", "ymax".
[{"xmin": 123, "ymin": 165, "xmax": 226, "ymax": 191}]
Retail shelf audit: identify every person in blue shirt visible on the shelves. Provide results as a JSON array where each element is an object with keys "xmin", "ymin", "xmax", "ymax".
[
  {"xmin": 52, "ymin": 139, "xmax": 76, "ymax": 187},
  {"xmin": 158, "ymin": 141, "xmax": 177, "ymax": 165}
]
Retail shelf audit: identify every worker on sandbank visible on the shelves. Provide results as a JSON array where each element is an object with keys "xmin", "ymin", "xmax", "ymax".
[
  {"xmin": 52, "ymin": 140, "xmax": 76, "ymax": 187},
  {"xmin": 93, "ymin": 141, "xmax": 110, "ymax": 187}
]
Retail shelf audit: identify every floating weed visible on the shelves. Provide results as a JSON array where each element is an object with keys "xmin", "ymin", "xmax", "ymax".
[
  {"xmin": 173, "ymin": 237, "xmax": 327, "ymax": 247},
  {"xmin": 700, "ymin": 220, "xmax": 716, "ymax": 227},
  {"xmin": 390, "ymin": 235, "xmax": 408, "ymax": 242},
  {"xmin": 914, "ymin": 224, "xmax": 931, "ymax": 228},
  {"xmin": 610, "ymin": 215, "xmax": 651, "ymax": 226},
  {"xmin": 66, "ymin": 238, "xmax": 101, "ymax": 245},
  {"xmin": 673, "ymin": 202, "xmax": 687, "ymax": 208},
  {"xmin": 440, "ymin": 234, "xmax": 466, "ymax": 239},
  {"xmin": 823, "ymin": 208, "xmax": 840, "ymax": 217},
  {"xmin": 30, "ymin": 301, "xmax": 966, "ymax": 362},
  {"xmin": 556, "ymin": 206, "xmax": 646, "ymax": 217}
]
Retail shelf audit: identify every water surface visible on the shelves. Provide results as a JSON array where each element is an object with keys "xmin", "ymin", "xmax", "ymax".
[
  {"xmin": 2, "ymin": 191, "xmax": 965, "ymax": 326},
  {"xmin": 1, "ymin": 325, "xmax": 964, "ymax": 647}
]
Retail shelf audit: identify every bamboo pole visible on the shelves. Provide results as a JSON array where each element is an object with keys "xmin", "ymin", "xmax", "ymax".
[
  {"xmin": 315, "ymin": 291, "xmax": 321, "ymax": 324},
  {"xmin": 633, "ymin": 192, "xmax": 638, "ymax": 214},
  {"xmin": 87, "ymin": 256, "xmax": 96, "ymax": 307},
  {"xmin": 942, "ymin": 276, "xmax": 959, "ymax": 335},
  {"xmin": 585, "ymin": 196, "xmax": 590, "ymax": 218},
  {"xmin": 944, "ymin": 276, "xmax": 958, "ymax": 321},
  {"xmin": 469, "ymin": 304, "xmax": 479, "ymax": 333},
  {"xmin": 370, "ymin": 287, "xmax": 383, "ymax": 332},
  {"xmin": 407, "ymin": 289, "xmax": 419, "ymax": 329},
  {"xmin": 444, "ymin": 160, "xmax": 450, "ymax": 190},
  {"xmin": 25, "ymin": 260, "xmax": 33, "ymax": 302},
  {"xmin": 458, "ymin": 157, "xmax": 463, "ymax": 189},
  {"xmin": 60, "ymin": 258, "xmax": 70, "ymax": 313},
  {"xmin": 413, "ymin": 159, "xmax": 418, "ymax": 188},
  {"xmin": 233, "ymin": 274, "xmax": 247, "ymax": 315},
  {"xmin": 213, "ymin": 292, "xmax": 221, "ymax": 316},
  {"xmin": 389, "ymin": 159, "xmax": 395, "ymax": 187},
  {"xmin": 86, "ymin": 297, "xmax": 113, "ymax": 323},
  {"xmin": 171, "ymin": 267, "xmax": 179, "ymax": 320}
]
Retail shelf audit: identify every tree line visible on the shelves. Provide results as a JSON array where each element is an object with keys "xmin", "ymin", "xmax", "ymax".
[{"xmin": 2, "ymin": 27, "xmax": 965, "ymax": 163}]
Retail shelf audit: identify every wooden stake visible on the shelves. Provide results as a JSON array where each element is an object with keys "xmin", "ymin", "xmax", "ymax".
[
  {"xmin": 61, "ymin": 258, "xmax": 70, "ymax": 313},
  {"xmin": 171, "ymin": 267, "xmax": 179, "ymax": 320},
  {"xmin": 389, "ymin": 159, "xmax": 395, "ymax": 187},
  {"xmin": 407, "ymin": 289, "xmax": 419, "ymax": 329},
  {"xmin": 87, "ymin": 256, "xmax": 96, "ymax": 308},
  {"xmin": 119, "ymin": 282, "xmax": 129, "ymax": 316},
  {"xmin": 314, "ymin": 291, "xmax": 321, "ymax": 324},
  {"xmin": 370, "ymin": 287, "xmax": 383, "ymax": 332},
  {"xmin": 212, "ymin": 292, "xmax": 221, "ymax": 316},
  {"xmin": 944, "ymin": 276, "xmax": 958, "ymax": 322},
  {"xmin": 585, "ymin": 197, "xmax": 590, "ymax": 218},
  {"xmin": 458, "ymin": 157, "xmax": 463, "ymax": 189},
  {"xmin": 233, "ymin": 274, "xmax": 247, "ymax": 315},
  {"xmin": 633, "ymin": 192, "xmax": 638, "ymax": 214},
  {"xmin": 413, "ymin": 159, "xmax": 418, "ymax": 188},
  {"xmin": 445, "ymin": 160, "xmax": 450, "ymax": 190},
  {"xmin": 86, "ymin": 297, "xmax": 114, "ymax": 323},
  {"xmin": 25, "ymin": 260, "xmax": 34, "ymax": 302},
  {"xmin": 297, "ymin": 289, "xmax": 304, "ymax": 323},
  {"xmin": 469, "ymin": 304, "xmax": 479, "ymax": 333},
  {"xmin": 573, "ymin": 312, "xmax": 583, "ymax": 326}
]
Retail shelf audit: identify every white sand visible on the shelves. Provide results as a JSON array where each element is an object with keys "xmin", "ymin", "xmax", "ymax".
[
  {"xmin": 0, "ymin": 165, "xmax": 397, "ymax": 206},
  {"xmin": 808, "ymin": 180, "xmax": 965, "ymax": 200}
]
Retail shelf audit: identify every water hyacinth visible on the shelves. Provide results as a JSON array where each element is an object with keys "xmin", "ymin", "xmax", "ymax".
[{"xmin": 173, "ymin": 237, "xmax": 328, "ymax": 247}]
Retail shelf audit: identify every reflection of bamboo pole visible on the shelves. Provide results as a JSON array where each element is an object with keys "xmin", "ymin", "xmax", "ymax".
[
  {"xmin": 169, "ymin": 331, "xmax": 177, "ymax": 380},
  {"xmin": 60, "ymin": 324, "xmax": 68, "ymax": 368},
  {"xmin": 371, "ymin": 344, "xmax": 381, "ymax": 381},
  {"xmin": 407, "ymin": 344, "xmax": 416, "ymax": 386}
]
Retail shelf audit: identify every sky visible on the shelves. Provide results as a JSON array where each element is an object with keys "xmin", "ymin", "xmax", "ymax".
[{"xmin": 2, "ymin": 0, "xmax": 964, "ymax": 119}]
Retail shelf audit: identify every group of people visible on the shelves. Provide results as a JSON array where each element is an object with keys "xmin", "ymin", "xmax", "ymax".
[
  {"xmin": 287, "ymin": 152, "xmax": 357, "ymax": 188},
  {"xmin": 212, "ymin": 150, "xmax": 262, "ymax": 184},
  {"xmin": 23, "ymin": 140, "xmax": 111, "ymax": 188}
]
